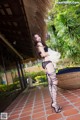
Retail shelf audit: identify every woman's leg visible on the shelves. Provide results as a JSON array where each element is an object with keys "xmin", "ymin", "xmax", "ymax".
[
  {"xmin": 47, "ymin": 71, "xmax": 58, "ymax": 107},
  {"xmin": 45, "ymin": 62, "xmax": 61, "ymax": 112},
  {"xmin": 47, "ymin": 74, "xmax": 53, "ymax": 99}
]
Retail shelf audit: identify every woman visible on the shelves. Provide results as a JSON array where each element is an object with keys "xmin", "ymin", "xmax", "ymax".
[{"xmin": 33, "ymin": 34, "xmax": 62, "ymax": 113}]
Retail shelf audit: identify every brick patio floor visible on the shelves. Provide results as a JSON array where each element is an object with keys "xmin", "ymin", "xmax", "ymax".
[{"xmin": 2, "ymin": 86, "xmax": 80, "ymax": 120}]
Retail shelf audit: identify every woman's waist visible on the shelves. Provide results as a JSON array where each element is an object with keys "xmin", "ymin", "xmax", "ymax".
[{"xmin": 43, "ymin": 56, "xmax": 50, "ymax": 61}]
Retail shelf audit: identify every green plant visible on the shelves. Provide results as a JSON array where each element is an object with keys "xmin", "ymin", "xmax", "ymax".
[
  {"xmin": 47, "ymin": 0, "xmax": 80, "ymax": 65},
  {"xmin": 0, "ymin": 82, "xmax": 19, "ymax": 94},
  {"xmin": 25, "ymin": 71, "xmax": 45, "ymax": 80},
  {"xmin": 13, "ymin": 77, "xmax": 19, "ymax": 83},
  {"xmin": 35, "ymin": 75, "xmax": 47, "ymax": 83}
]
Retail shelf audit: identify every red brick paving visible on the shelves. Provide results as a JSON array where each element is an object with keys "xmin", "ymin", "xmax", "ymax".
[
  {"xmin": 47, "ymin": 113, "xmax": 62, "ymax": 120},
  {"xmin": 1, "ymin": 87, "xmax": 80, "ymax": 120},
  {"xmin": 66, "ymin": 114, "xmax": 80, "ymax": 120},
  {"xmin": 63, "ymin": 108, "xmax": 78, "ymax": 116}
]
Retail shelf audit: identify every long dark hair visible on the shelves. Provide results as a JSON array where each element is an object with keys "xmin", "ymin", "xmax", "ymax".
[{"xmin": 33, "ymin": 34, "xmax": 48, "ymax": 49}]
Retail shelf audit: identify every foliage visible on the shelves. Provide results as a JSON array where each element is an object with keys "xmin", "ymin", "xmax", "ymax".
[
  {"xmin": 47, "ymin": 0, "xmax": 80, "ymax": 65},
  {"xmin": 13, "ymin": 77, "xmax": 20, "ymax": 83},
  {"xmin": 0, "ymin": 82, "xmax": 19, "ymax": 94},
  {"xmin": 25, "ymin": 71, "xmax": 45, "ymax": 80},
  {"xmin": 35, "ymin": 75, "xmax": 47, "ymax": 83}
]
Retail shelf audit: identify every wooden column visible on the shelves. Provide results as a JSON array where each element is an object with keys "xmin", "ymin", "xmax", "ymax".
[
  {"xmin": 19, "ymin": 60, "xmax": 27, "ymax": 88},
  {"xmin": 0, "ymin": 49, "xmax": 8, "ymax": 85},
  {"xmin": 16, "ymin": 60, "xmax": 25, "ymax": 90}
]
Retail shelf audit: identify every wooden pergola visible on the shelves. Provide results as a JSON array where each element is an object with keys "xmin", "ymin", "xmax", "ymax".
[
  {"xmin": 0, "ymin": 0, "xmax": 51, "ymax": 89},
  {"xmin": 0, "ymin": 0, "xmax": 51, "ymax": 62}
]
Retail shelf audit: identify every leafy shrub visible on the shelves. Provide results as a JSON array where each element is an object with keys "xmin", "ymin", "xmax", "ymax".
[
  {"xmin": 0, "ymin": 82, "xmax": 19, "ymax": 94},
  {"xmin": 25, "ymin": 71, "xmax": 45, "ymax": 81},
  {"xmin": 13, "ymin": 77, "xmax": 19, "ymax": 83},
  {"xmin": 35, "ymin": 75, "xmax": 47, "ymax": 83}
]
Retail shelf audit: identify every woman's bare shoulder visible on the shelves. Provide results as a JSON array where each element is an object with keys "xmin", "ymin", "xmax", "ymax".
[{"xmin": 36, "ymin": 42, "xmax": 43, "ymax": 47}]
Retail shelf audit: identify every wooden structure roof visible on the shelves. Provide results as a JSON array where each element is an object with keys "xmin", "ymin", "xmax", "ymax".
[{"xmin": 0, "ymin": 0, "xmax": 51, "ymax": 65}]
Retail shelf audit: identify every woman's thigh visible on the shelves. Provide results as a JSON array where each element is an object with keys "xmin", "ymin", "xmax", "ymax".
[{"xmin": 45, "ymin": 62, "xmax": 55, "ymax": 73}]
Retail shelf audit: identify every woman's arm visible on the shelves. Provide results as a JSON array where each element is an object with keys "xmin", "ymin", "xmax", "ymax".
[{"xmin": 33, "ymin": 34, "xmax": 49, "ymax": 58}]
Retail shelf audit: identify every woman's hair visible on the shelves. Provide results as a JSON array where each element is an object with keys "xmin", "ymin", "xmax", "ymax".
[
  {"xmin": 32, "ymin": 33, "xmax": 47, "ymax": 47},
  {"xmin": 33, "ymin": 34, "xmax": 41, "ymax": 45}
]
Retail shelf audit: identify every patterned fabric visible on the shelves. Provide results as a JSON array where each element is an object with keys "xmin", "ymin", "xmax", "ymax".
[
  {"xmin": 47, "ymin": 70, "xmax": 58, "ymax": 106},
  {"xmin": 42, "ymin": 61, "xmax": 51, "ymax": 69}
]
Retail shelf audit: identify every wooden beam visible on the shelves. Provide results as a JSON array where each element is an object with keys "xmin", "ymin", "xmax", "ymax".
[
  {"xmin": 0, "ymin": 15, "xmax": 23, "ymax": 22},
  {"xmin": 0, "ymin": 33, "xmax": 23, "ymax": 60}
]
